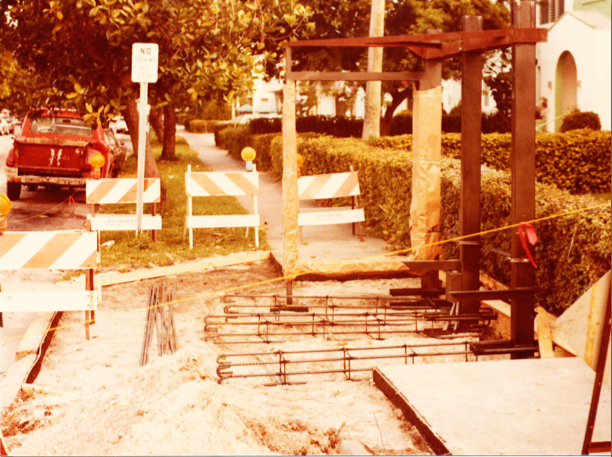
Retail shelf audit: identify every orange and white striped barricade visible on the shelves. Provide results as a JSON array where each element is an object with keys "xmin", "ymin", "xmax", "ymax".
[
  {"xmin": 86, "ymin": 178, "xmax": 162, "ymax": 236},
  {"xmin": 297, "ymin": 170, "xmax": 365, "ymax": 242},
  {"xmin": 185, "ymin": 165, "xmax": 260, "ymax": 249},
  {"xmin": 0, "ymin": 230, "xmax": 99, "ymax": 339}
]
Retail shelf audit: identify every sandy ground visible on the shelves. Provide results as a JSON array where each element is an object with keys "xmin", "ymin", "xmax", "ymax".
[{"xmin": 1, "ymin": 260, "xmax": 487, "ymax": 455}]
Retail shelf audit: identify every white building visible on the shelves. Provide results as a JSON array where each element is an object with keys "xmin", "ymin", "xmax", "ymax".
[{"xmin": 536, "ymin": 0, "xmax": 611, "ymax": 131}]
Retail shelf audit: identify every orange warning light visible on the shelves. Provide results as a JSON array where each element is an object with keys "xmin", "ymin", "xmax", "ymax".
[
  {"xmin": 90, "ymin": 153, "xmax": 106, "ymax": 169},
  {"xmin": 241, "ymin": 147, "xmax": 256, "ymax": 162},
  {"xmin": 0, "ymin": 194, "xmax": 11, "ymax": 216}
]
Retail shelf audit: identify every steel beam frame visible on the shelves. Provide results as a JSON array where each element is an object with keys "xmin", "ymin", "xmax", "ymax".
[{"xmin": 282, "ymin": 4, "xmax": 545, "ymax": 349}]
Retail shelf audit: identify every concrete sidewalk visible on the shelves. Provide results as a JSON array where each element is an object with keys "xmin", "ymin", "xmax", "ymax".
[{"xmin": 181, "ymin": 130, "xmax": 407, "ymax": 278}]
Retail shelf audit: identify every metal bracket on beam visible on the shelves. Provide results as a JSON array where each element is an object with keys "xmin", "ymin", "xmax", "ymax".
[
  {"xmin": 511, "ymin": 258, "xmax": 532, "ymax": 263},
  {"xmin": 447, "ymin": 288, "xmax": 535, "ymax": 302}
]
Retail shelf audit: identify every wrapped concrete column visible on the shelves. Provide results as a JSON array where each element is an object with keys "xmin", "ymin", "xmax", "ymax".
[
  {"xmin": 410, "ymin": 64, "xmax": 442, "ymax": 260},
  {"xmin": 282, "ymin": 81, "xmax": 300, "ymax": 279}
]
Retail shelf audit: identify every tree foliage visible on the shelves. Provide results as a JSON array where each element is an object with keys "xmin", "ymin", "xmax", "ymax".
[
  {"xmin": 1, "ymin": 0, "xmax": 312, "ymax": 179},
  {"xmin": 289, "ymin": 0, "xmax": 510, "ymax": 133}
]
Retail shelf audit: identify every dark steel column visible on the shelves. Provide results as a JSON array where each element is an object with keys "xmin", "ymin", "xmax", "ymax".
[
  {"xmin": 460, "ymin": 16, "xmax": 483, "ymax": 315},
  {"xmin": 510, "ymin": 2, "xmax": 537, "ymax": 356}
]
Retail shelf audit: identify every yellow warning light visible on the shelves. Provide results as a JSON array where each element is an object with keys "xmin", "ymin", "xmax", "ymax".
[
  {"xmin": 297, "ymin": 153, "xmax": 304, "ymax": 168},
  {"xmin": 90, "ymin": 153, "xmax": 106, "ymax": 169},
  {"xmin": 0, "ymin": 194, "xmax": 11, "ymax": 216},
  {"xmin": 241, "ymin": 147, "xmax": 256, "ymax": 162}
]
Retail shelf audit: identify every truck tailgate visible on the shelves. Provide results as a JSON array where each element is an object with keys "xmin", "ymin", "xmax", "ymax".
[{"xmin": 14, "ymin": 136, "xmax": 89, "ymax": 176}]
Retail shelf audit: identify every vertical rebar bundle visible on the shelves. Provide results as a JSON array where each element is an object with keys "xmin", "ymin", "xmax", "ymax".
[{"xmin": 141, "ymin": 281, "xmax": 178, "ymax": 366}]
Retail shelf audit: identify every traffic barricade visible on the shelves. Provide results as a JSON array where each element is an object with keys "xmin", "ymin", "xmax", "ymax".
[
  {"xmin": 297, "ymin": 170, "xmax": 365, "ymax": 242},
  {"xmin": 184, "ymin": 165, "xmax": 260, "ymax": 249},
  {"xmin": 86, "ymin": 178, "xmax": 162, "ymax": 235},
  {"xmin": 0, "ymin": 229, "xmax": 99, "ymax": 339}
]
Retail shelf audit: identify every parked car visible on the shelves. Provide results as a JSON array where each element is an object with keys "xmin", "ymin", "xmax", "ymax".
[
  {"xmin": 110, "ymin": 117, "xmax": 129, "ymax": 134},
  {"xmin": 0, "ymin": 118, "xmax": 11, "ymax": 135},
  {"xmin": 5, "ymin": 108, "xmax": 126, "ymax": 200}
]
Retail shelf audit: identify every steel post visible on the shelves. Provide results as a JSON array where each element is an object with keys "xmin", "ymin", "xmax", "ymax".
[
  {"xmin": 460, "ymin": 16, "xmax": 483, "ymax": 315},
  {"xmin": 510, "ymin": 2, "xmax": 537, "ymax": 356}
]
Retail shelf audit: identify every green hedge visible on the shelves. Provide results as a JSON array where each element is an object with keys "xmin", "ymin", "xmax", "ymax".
[
  {"xmin": 369, "ymin": 130, "xmax": 611, "ymax": 195},
  {"xmin": 185, "ymin": 119, "xmax": 228, "ymax": 134},
  {"xmin": 560, "ymin": 110, "xmax": 602, "ymax": 132},
  {"xmin": 270, "ymin": 135, "xmax": 611, "ymax": 315}
]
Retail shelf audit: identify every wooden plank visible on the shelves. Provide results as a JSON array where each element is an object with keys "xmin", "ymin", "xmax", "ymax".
[
  {"xmin": 86, "ymin": 178, "xmax": 161, "ymax": 204},
  {"xmin": 0, "ymin": 230, "xmax": 98, "ymax": 270},
  {"xmin": 401, "ymin": 260, "xmax": 462, "ymax": 271},
  {"xmin": 186, "ymin": 214, "xmax": 260, "ymax": 229},
  {"xmin": 536, "ymin": 309, "xmax": 555, "ymax": 358},
  {"xmin": 0, "ymin": 291, "xmax": 96, "ymax": 312},
  {"xmin": 96, "ymin": 251, "xmax": 271, "ymax": 287},
  {"xmin": 297, "ymin": 209, "xmax": 364, "ymax": 226},
  {"xmin": 88, "ymin": 214, "xmax": 162, "ymax": 231}
]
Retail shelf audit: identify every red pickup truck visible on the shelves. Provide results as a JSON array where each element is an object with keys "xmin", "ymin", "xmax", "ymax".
[{"xmin": 5, "ymin": 108, "xmax": 125, "ymax": 200}]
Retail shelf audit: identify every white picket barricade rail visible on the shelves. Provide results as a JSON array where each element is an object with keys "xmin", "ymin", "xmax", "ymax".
[
  {"xmin": 185, "ymin": 165, "xmax": 260, "ymax": 249},
  {"xmin": 86, "ymin": 178, "xmax": 162, "ymax": 232},
  {"xmin": 0, "ymin": 230, "xmax": 99, "ymax": 338},
  {"xmin": 297, "ymin": 171, "xmax": 365, "ymax": 241}
]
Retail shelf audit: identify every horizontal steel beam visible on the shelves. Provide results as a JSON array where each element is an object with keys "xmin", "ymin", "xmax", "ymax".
[
  {"xmin": 285, "ymin": 29, "xmax": 547, "ymax": 49},
  {"xmin": 448, "ymin": 288, "xmax": 534, "ymax": 302},
  {"xmin": 286, "ymin": 71, "xmax": 425, "ymax": 82}
]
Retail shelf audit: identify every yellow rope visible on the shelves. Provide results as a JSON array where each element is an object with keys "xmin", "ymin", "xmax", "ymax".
[
  {"xmin": 12, "ymin": 186, "xmax": 84, "ymax": 222},
  {"xmin": 1, "ymin": 201, "xmax": 609, "ymax": 343}
]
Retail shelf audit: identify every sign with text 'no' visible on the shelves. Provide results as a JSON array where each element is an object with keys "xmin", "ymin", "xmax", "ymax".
[{"xmin": 131, "ymin": 43, "xmax": 159, "ymax": 83}]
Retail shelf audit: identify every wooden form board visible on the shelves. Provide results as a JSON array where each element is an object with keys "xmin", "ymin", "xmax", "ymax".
[
  {"xmin": 96, "ymin": 251, "xmax": 271, "ymax": 287},
  {"xmin": 0, "ymin": 290, "xmax": 96, "ymax": 312},
  {"xmin": 88, "ymin": 213, "xmax": 162, "ymax": 231}
]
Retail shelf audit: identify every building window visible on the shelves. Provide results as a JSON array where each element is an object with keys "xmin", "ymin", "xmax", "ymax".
[{"xmin": 540, "ymin": 0, "xmax": 565, "ymax": 24}]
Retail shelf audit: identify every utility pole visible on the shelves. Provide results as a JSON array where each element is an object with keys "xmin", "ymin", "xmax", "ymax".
[{"xmin": 362, "ymin": 0, "xmax": 384, "ymax": 139}]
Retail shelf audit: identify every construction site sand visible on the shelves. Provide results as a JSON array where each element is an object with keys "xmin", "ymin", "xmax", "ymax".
[{"xmin": 1, "ymin": 260, "xmax": 480, "ymax": 455}]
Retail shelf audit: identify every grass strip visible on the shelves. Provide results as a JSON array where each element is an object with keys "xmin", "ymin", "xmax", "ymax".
[{"xmin": 97, "ymin": 136, "xmax": 268, "ymax": 271}]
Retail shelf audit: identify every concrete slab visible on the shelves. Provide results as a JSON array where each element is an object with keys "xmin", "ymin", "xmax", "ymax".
[
  {"xmin": 374, "ymin": 358, "xmax": 612, "ymax": 455},
  {"xmin": 182, "ymin": 131, "xmax": 411, "ymax": 279}
]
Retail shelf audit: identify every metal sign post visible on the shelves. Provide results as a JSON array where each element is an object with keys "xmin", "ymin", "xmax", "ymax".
[{"xmin": 131, "ymin": 43, "xmax": 159, "ymax": 234}]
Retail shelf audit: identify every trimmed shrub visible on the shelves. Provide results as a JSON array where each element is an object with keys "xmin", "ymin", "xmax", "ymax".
[
  {"xmin": 249, "ymin": 117, "xmax": 282, "ymax": 134},
  {"xmin": 271, "ymin": 135, "xmax": 610, "ymax": 315},
  {"xmin": 390, "ymin": 111, "xmax": 511, "ymax": 135},
  {"xmin": 560, "ymin": 110, "xmax": 602, "ymax": 132},
  {"xmin": 441, "ymin": 160, "xmax": 610, "ymax": 316},
  {"xmin": 370, "ymin": 130, "xmax": 611, "ymax": 195},
  {"xmin": 185, "ymin": 119, "xmax": 227, "ymax": 134},
  {"xmin": 249, "ymin": 115, "xmax": 363, "ymax": 137}
]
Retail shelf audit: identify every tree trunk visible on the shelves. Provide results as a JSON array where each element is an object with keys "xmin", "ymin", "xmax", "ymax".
[
  {"xmin": 122, "ymin": 97, "xmax": 166, "ymax": 203},
  {"xmin": 161, "ymin": 103, "xmax": 177, "ymax": 161},
  {"xmin": 380, "ymin": 86, "xmax": 413, "ymax": 136},
  {"xmin": 362, "ymin": 0, "xmax": 385, "ymax": 139},
  {"xmin": 149, "ymin": 106, "xmax": 164, "ymax": 143}
]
